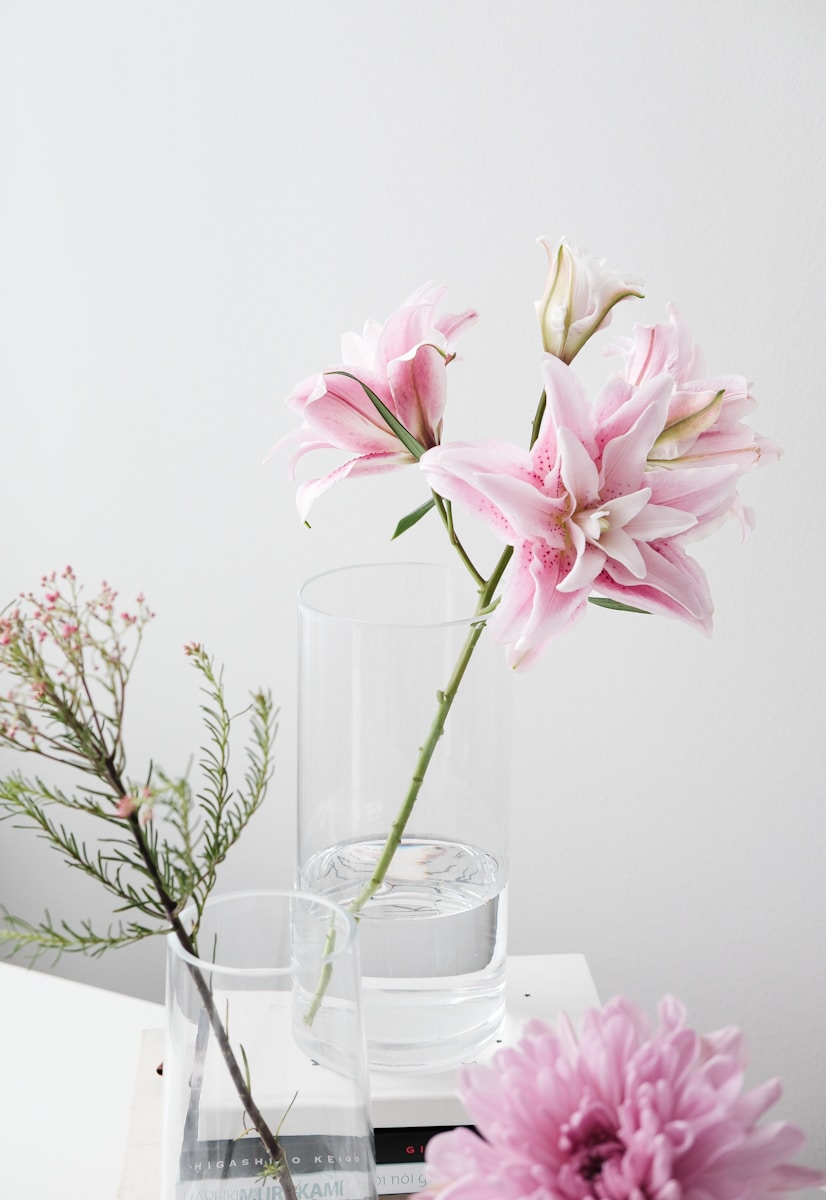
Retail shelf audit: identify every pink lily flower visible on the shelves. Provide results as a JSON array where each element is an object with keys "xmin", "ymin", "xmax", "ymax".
[
  {"xmin": 608, "ymin": 305, "xmax": 781, "ymax": 536},
  {"xmin": 421, "ymin": 356, "xmax": 735, "ymax": 667},
  {"xmin": 535, "ymin": 236, "xmax": 643, "ymax": 362},
  {"xmin": 270, "ymin": 284, "xmax": 477, "ymax": 521}
]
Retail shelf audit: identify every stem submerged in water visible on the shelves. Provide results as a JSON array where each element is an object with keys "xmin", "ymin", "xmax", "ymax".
[{"xmin": 304, "ymin": 545, "xmax": 513, "ymax": 1025}]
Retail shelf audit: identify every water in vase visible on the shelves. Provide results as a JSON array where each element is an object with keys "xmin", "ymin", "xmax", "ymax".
[{"xmin": 300, "ymin": 837, "xmax": 507, "ymax": 1071}]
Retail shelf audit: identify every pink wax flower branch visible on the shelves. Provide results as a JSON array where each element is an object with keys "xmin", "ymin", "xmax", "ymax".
[
  {"xmin": 424, "ymin": 996, "xmax": 823, "ymax": 1200},
  {"xmin": 0, "ymin": 568, "xmax": 155, "ymax": 779},
  {"xmin": 0, "ymin": 574, "xmax": 277, "ymax": 955},
  {"xmin": 0, "ymin": 572, "xmax": 298, "ymax": 1196}
]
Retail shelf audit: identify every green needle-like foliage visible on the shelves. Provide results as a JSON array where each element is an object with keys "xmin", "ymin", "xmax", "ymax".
[
  {"xmin": 0, "ymin": 571, "xmax": 277, "ymax": 962},
  {"xmin": 0, "ymin": 569, "xmax": 297, "ymax": 1200}
]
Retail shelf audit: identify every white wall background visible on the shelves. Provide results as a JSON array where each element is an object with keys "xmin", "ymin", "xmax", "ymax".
[{"xmin": 1, "ymin": 0, "xmax": 824, "ymax": 1173}]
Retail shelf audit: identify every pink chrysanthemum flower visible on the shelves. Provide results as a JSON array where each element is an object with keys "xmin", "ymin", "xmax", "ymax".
[{"xmin": 426, "ymin": 997, "xmax": 823, "ymax": 1200}]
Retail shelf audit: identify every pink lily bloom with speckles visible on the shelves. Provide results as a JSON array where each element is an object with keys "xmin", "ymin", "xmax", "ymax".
[
  {"xmin": 609, "ymin": 306, "xmax": 781, "ymax": 536},
  {"xmin": 270, "ymin": 284, "xmax": 477, "ymax": 521},
  {"xmin": 425, "ymin": 996, "xmax": 823, "ymax": 1200},
  {"xmin": 422, "ymin": 355, "xmax": 739, "ymax": 668}
]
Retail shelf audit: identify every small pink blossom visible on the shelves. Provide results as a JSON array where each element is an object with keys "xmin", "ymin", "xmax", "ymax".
[
  {"xmin": 60, "ymin": 623, "xmax": 79, "ymax": 639},
  {"xmin": 426, "ymin": 996, "xmax": 823, "ymax": 1200},
  {"xmin": 115, "ymin": 795, "xmax": 136, "ymax": 819},
  {"xmin": 270, "ymin": 284, "xmax": 477, "ymax": 521}
]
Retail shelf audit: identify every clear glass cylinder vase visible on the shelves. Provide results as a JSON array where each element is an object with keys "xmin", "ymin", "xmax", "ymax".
[
  {"xmin": 297, "ymin": 562, "xmax": 511, "ymax": 1072},
  {"xmin": 162, "ymin": 890, "xmax": 376, "ymax": 1200}
]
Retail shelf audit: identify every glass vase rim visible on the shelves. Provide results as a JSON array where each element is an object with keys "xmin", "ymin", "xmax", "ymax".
[
  {"xmin": 167, "ymin": 888, "xmax": 358, "ymax": 978},
  {"xmin": 298, "ymin": 560, "xmax": 480, "ymax": 629}
]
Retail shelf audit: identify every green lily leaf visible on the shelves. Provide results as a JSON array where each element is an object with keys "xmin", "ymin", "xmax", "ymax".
[
  {"xmin": 588, "ymin": 597, "xmax": 650, "ymax": 615},
  {"xmin": 327, "ymin": 370, "xmax": 426, "ymax": 460},
  {"xmin": 392, "ymin": 498, "xmax": 436, "ymax": 540}
]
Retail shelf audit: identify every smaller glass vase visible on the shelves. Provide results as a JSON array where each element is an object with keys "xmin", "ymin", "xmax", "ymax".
[{"xmin": 162, "ymin": 890, "xmax": 376, "ymax": 1200}]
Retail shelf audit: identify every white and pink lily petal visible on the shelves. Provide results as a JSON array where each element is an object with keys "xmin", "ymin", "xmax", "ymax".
[
  {"xmin": 489, "ymin": 540, "xmax": 589, "ymax": 670},
  {"xmin": 284, "ymin": 369, "xmax": 408, "ymax": 457},
  {"xmin": 270, "ymin": 284, "xmax": 477, "ymax": 518},
  {"xmin": 271, "ymin": 370, "xmax": 418, "ymax": 521},
  {"xmin": 420, "ymin": 439, "xmax": 569, "ymax": 546},
  {"xmin": 610, "ymin": 305, "xmax": 781, "ymax": 476},
  {"xmin": 294, "ymin": 449, "xmax": 410, "ymax": 526},
  {"xmin": 538, "ymin": 352, "xmax": 673, "ymax": 489},
  {"xmin": 593, "ymin": 540, "xmax": 715, "ymax": 635},
  {"xmin": 646, "ymin": 460, "xmax": 744, "ymax": 542},
  {"xmin": 497, "ymin": 472, "xmax": 705, "ymax": 667},
  {"xmin": 609, "ymin": 303, "xmax": 704, "ymax": 387},
  {"xmin": 535, "ymin": 236, "xmax": 644, "ymax": 363},
  {"xmin": 341, "ymin": 282, "xmax": 477, "ymax": 373}
]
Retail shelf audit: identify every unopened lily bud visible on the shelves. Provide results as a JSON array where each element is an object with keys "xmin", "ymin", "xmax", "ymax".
[{"xmin": 535, "ymin": 237, "xmax": 643, "ymax": 362}]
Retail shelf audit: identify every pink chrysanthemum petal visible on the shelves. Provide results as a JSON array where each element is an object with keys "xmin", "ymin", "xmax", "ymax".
[{"xmin": 427, "ymin": 998, "xmax": 822, "ymax": 1200}]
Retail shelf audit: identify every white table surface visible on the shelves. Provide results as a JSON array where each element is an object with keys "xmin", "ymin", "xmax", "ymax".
[
  {"xmin": 0, "ymin": 960, "xmax": 164, "ymax": 1194},
  {"xmin": 0, "ymin": 954, "xmax": 600, "ymax": 1197},
  {"xmin": 3, "ymin": 957, "xmax": 823, "ymax": 1200}
]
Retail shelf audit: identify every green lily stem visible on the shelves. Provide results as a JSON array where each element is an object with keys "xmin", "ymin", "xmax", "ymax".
[
  {"xmin": 303, "ymin": 541, "xmax": 513, "ymax": 1026},
  {"xmin": 304, "ymin": 385, "xmax": 540, "ymax": 1026},
  {"xmin": 303, "ymin": 609, "xmax": 486, "ymax": 1025},
  {"xmin": 530, "ymin": 389, "xmax": 547, "ymax": 449},
  {"xmin": 431, "ymin": 492, "xmax": 486, "ymax": 587},
  {"xmin": 350, "ymin": 617, "xmax": 486, "ymax": 918}
]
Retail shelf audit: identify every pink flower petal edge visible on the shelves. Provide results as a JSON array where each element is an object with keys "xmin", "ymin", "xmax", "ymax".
[
  {"xmin": 425, "ymin": 996, "xmax": 823, "ymax": 1200},
  {"xmin": 268, "ymin": 285, "xmax": 477, "ymax": 517}
]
